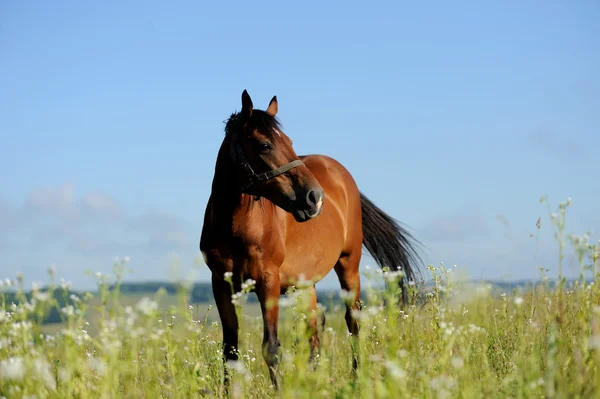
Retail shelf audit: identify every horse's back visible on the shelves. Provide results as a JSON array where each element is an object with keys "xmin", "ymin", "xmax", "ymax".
[{"xmin": 278, "ymin": 154, "xmax": 363, "ymax": 286}]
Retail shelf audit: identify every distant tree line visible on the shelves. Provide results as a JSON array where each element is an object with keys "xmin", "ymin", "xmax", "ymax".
[
  {"xmin": 2, "ymin": 278, "xmax": 571, "ymax": 325},
  {"xmin": 2, "ymin": 289, "xmax": 81, "ymax": 324}
]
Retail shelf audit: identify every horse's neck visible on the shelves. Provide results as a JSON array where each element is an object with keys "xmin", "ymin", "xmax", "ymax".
[{"xmin": 208, "ymin": 142, "xmax": 265, "ymax": 232}]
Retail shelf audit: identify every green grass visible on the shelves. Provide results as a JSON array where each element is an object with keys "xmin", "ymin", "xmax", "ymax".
[{"xmin": 1, "ymin": 196, "xmax": 599, "ymax": 398}]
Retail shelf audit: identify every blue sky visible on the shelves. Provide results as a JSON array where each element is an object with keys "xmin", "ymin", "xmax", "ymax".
[{"xmin": 1, "ymin": 1, "xmax": 599, "ymax": 291}]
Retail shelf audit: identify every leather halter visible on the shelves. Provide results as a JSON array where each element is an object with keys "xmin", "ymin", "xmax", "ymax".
[{"xmin": 229, "ymin": 129, "xmax": 305, "ymax": 195}]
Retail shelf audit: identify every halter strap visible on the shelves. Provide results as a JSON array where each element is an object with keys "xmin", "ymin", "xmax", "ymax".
[{"xmin": 229, "ymin": 131, "xmax": 305, "ymax": 194}]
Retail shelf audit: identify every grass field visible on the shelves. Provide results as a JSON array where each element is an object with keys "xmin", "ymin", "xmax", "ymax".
[{"xmin": 1, "ymin": 197, "xmax": 599, "ymax": 398}]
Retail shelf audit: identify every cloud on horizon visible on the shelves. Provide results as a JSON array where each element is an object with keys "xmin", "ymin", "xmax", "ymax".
[{"xmin": 0, "ymin": 183, "xmax": 192, "ymax": 257}]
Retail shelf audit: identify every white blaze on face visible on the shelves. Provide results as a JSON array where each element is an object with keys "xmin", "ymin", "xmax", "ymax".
[{"xmin": 273, "ymin": 128, "xmax": 281, "ymax": 137}]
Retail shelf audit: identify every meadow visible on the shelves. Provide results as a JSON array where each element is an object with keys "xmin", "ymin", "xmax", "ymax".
[{"xmin": 1, "ymin": 196, "xmax": 599, "ymax": 398}]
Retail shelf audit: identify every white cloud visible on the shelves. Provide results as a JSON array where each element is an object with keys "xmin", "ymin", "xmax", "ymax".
[{"xmin": 0, "ymin": 183, "xmax": 191, "ymax": 256}]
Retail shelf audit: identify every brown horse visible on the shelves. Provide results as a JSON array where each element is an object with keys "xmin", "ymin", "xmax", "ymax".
[{"xmin": 200, "ymin": 90, "xmax": 422, "ymax": 390}]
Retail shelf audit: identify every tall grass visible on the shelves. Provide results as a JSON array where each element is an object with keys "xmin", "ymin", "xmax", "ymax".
[{"xmin": 1, "ymin": 197, "xmax": 599, "ymax": 398}]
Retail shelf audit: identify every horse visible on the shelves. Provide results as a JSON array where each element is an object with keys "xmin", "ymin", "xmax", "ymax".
[{"xmin": 199, "ymin": 90, "xmax": 422, "ymax": 390}]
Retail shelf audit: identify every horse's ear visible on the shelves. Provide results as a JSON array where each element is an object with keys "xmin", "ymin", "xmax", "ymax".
[
  {"xmin": 241, "ymin": 89, "xmax": 253, "ymax": 119},
  {"xmin": 266, "ymin": 95, "xmax": 278, "ymax": 116}
]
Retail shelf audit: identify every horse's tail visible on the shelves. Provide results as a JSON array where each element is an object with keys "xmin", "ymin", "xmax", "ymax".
[{"xmin": 360, "ymin": 192, "xmax": 423, "ymax": 305}]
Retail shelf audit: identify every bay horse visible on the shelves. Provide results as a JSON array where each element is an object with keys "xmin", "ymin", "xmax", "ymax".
[{"xmin": 199, "ymin": 90, "xmax": 422, "ymax": 390}]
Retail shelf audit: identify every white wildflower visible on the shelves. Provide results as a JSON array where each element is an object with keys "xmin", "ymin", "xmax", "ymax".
[
  {"xmin": 33, "ymin": 291, "xmax": 50, "ymax": 302},
  {"xmin": 88, "ymin": 356, "xmax": 107, "ymax": 375},
  {"xmin": 384, "ymin": 360, "xmax": 406, "ymax": 380},
  {"xmin": 514, "ymin": 297, "xmax": 524, "ymax": 306},
  {"xmin": 0, "ymin": 357, "xmax": 25, "ymax": 380},
  {"xmin": 296, "ymin": 274, "xmax": 313, "ymax": 289},
  {"xmin": 528, "ymin": 377, "xmax": 545, "ymax": 389},
  {"xmin": 231, "ymin": 292, "xmax": 242, "ymax": 305},
  {"xmin": 241, "ymin": 279, "xmax": 256, "ymax": 291},
  {"xmin": 339, "ymin": 289, "xmax": 355, "ymax": 303},
  {"xmin": 60, "ymin": 279, "xmax": 72, "ymax": 290},
  {"xmin": 135, "ymin": 297, "xmax": 159, "ymax": 316},
  {"xmin": 69, "ymin": 294, "xmax": 81, "ymax": 303},
  {"xmin": 588, "ymin": 334, "xmax": 600, "ymax": 349},
  {"xmin": 350, "ymin": 309, "xmax": 368, "ymax": 321},
  {"xmin": 451, "ymin": 356, "xmax": 464, "ymax": 369},
  {"xmin": 61, "ymin": 305, "xmax": 77, "ymax": 317},
  {"xmin": 225, "ymin": 360, "xmax": 248, "ymax": 375},
  {"xmin": 278, "ymin": 296, "xmax": 296, "ymax": 307},
  {"xmin": 0, "ymin": 357, "xmax": 55, "ymax": 390}
]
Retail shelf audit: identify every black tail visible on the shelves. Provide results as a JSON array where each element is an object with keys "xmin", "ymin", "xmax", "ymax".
[{"xmin": 360, "ymin": 192, "xmax": 423, "ymax": 305}]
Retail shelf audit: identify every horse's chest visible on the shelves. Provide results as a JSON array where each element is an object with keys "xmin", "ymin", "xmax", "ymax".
[{"xmin": 201, "ymin": 230, "xmax": 282, "ymax": 280}]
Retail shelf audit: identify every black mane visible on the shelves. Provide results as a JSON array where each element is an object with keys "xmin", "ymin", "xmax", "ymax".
[{"xmin": 224, "ymin": 109, "xmax": 283, "ymax": 138}]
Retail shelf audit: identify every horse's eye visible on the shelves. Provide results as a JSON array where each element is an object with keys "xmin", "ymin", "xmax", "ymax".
[{"xmin": 259, "ymin": 142, "xmax": 272, "ymax": 152}]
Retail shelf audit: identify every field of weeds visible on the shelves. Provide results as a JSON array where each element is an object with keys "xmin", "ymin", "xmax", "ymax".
[{"xmin": 1, "ymin": 197, "xmax": 599, "ymax": 398}]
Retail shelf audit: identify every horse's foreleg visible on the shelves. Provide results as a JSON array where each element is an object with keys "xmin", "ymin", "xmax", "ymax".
[
  {"xmin": 212, "ymin": 273, "xmax": 240, "ymax": 391},
  {"xmin": 257, "ymin": 270, "xmax": 282, "ymax": 390}
]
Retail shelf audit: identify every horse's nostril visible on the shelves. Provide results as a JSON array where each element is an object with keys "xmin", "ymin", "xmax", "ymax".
[{"xmin": 306, "ymin": 190, "xmax": 318, "ymax": 207}]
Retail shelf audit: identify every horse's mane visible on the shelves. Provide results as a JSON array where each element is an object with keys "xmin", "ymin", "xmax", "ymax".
[{"xmin": 224, "ymin": 109, "xmax": 283, "ymax": 138}]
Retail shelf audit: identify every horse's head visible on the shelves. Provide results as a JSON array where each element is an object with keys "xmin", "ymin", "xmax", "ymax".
[{"xmin": 224, "ymin": 90, "xmax": 324, "ymax": 222}]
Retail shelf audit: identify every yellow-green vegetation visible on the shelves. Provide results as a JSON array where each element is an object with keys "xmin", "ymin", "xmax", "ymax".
[{"xmin": 1, "ymin": 197, "xmax": 599, "ymax": 398}]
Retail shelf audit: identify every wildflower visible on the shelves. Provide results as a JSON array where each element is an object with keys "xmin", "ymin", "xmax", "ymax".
[
  {"xmin": 588, "ymin": 334, "xmax": 600, "ymax": 349},
  {"xmin": 514, "ymin": 297, "xmax": 524, "ymax": 306},
  {"xmin": 60, "ymin": 279, "xmax": 72, "ymax": 290},
  {"xmin": 0, "ymin": 356, "xmax": 55, "ymax": 390},
  {"xmin": 0, "ymin": 357, "xmax": 25, "ymax": 381},
  {"xmin": 241, "ymin": 279, "xmax": 256, "ymax": 291},
  {"xmin": 340, "ymin": 289, "xmax": 355, "ymax": 303},
  {"xmin": 231, "ymin": 292, "xmax": 242, "ymax": 305},
  {"xmin": 451, "ymin": 356, "xmax": 464, "ymax": 369},
  {"xmin": 528, "ymin": 378, "xmax": 545, "ymax": 390},
  {"xmin": 278, "ymin": 296, "xmax": 296, "ymax": 307},
  {"xmin": 350, "ymin": 309, "xmax": 368, "ymax": 321},
  {"xmin": 61, "ymin": 305, "xmax": 77, "ymax": 317},
  {"xmin": 384, "ymin": 360, "xmax": 406, "ymax": 380},
  {"xmin": 33, "ymin": 291, "xmax": 50, "ymax": 302},
  {"xmin": 135, "ymin": 297, "xmax": 159, "ymax": 316},
  {"xmin": 69, "ymin": 294, "xmax": 81, "ymax": 303},
  {"xmin": 226, "ymin": 360, "xmax": 249, "ymax": 375},
  {"xmin": 88, "ymin": 357, "xmax": 107, "ymax": 375},
  {"xmin": 430, "ymin": 375, "xmax": 457, "ymax": 399},
  {"xmin": 383, "ymin": 270, "xmax": 404, "ymax": 282}
]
